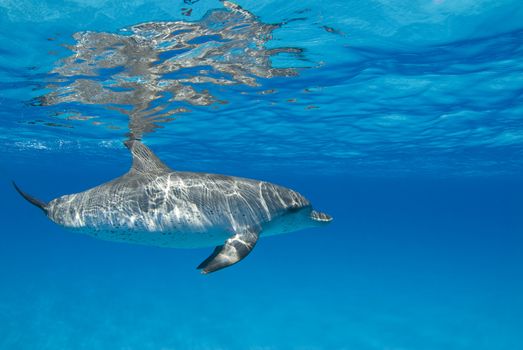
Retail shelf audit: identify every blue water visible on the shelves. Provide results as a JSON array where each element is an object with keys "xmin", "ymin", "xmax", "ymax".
[{"xmin": 1, "ymin": 1, "xmax": 523, "ymax": 349}]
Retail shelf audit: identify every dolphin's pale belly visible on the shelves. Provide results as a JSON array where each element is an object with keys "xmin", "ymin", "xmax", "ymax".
[
  {"xmin": 48, "ymin": 171, "xmax": 311, "ymax": 248},
  {"xmin": 72, "ymin": 225, "xmax": 231, "ymax": 248}
]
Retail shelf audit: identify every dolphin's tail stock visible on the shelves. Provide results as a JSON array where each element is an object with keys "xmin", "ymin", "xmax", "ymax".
[{"xmin": 12, "ymin": 181, "xmax": 48, "ymax": 214}]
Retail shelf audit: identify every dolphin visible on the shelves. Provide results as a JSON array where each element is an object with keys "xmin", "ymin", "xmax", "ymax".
[{"xmin": 14, "ymin": 140, "xmax": 332, "ymax": 273}]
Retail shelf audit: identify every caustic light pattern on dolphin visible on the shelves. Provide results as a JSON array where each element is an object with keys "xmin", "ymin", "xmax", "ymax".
[{"xmin": 14, "ymin": 141, "xmax": 332, "ymax": 273}]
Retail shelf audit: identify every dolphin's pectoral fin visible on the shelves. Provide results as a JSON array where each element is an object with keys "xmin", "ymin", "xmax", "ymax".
[{"xmin": 197, "ymin": 228, "xmax": 259, "ymax": 274}]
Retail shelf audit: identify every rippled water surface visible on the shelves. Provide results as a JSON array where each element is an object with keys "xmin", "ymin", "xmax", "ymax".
[
  {"xmin": 2, "ymin": 0, "xmax": 522, "ymax": 175},
  {"xmin": 1, "ymin": 1, "xmax": 522, "ymax": 349}
]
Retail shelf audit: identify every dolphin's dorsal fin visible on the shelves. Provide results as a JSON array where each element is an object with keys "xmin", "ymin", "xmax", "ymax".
[{"xmin": 124, "ymin": 140, "xmax": 171, "ymax": 175}]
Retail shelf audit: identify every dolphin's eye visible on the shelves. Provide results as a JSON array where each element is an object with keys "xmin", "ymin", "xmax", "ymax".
[{"xmin": 288, "ymin": 205, "xmax": 301, "ymax": 213}]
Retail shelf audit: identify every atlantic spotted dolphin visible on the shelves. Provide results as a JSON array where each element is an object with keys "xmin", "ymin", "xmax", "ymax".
[{"xmin": 14, "ymin": 141, "xmax": 332, "ymax": 273}]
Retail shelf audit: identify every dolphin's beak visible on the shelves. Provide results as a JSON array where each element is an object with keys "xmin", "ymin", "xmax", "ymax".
[{"xmin": 310, "ymin": 210, "xmax": 333, "ymax": 223}]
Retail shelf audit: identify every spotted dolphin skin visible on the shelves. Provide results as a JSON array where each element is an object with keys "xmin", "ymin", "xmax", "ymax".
[{"xmin": 14, "ymin": 141, "xmax": 332, "ymax": 273}]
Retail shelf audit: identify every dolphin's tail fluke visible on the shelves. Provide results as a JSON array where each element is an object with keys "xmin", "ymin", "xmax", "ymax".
[{"xmin": 12, "ymin": 181, "xmax": 48, "ymax": 214}]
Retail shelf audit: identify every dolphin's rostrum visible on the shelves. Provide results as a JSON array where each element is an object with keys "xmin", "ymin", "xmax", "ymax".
[{"xmin": 14, "ymin": 141, "xmax": 332, "ymax": 273}]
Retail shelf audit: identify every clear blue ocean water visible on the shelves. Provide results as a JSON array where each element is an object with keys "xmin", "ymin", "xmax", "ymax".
[{"xmin": 1, "ymin": 1, "xmax": 522, "ymax": 349}]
